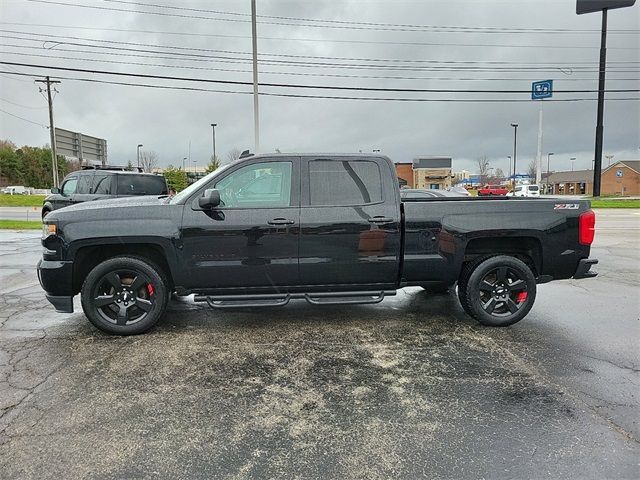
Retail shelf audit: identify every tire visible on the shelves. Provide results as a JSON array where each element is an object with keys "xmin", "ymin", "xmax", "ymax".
[
  {"xmin": 81, "ymin": 256, "xmax": 169, "ymax": 335},
  {"xmin": 457, "ymin": 255, "xmax": 536, "ymax": 327}
]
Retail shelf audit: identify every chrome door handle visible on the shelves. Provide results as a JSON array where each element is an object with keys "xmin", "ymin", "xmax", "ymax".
[
  {"xmin": 268, "ymin": 218, "xmax": 295, "ymax": 225},
  {"xmin": 368, "ymin": 217, "xmax": 393, "ymax": 224}
]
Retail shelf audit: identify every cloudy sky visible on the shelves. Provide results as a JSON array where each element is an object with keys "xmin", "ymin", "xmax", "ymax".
[{"xmin": 0, "ymin": 0, "xmax": 638, "ymax": 175}]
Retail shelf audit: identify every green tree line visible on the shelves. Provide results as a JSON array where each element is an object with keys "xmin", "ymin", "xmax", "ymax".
[{"xmin": 0, "ymin": 140, "xmax": 72, "ymax": 188}]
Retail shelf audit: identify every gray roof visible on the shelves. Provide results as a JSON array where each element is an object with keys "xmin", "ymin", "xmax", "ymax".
[
  {"xmin": 604, "ymin": 161, "xmax": 640, "ymax": 174},
  {"xmin": 413, "ymin": 157, "xmax": 452, "ymax": 169},
  {"xmin": 546, "ymin": 169, "xmax": 594, "ymax": 183}
]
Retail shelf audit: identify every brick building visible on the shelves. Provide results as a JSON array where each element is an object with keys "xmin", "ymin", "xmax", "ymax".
[
  {"xmin": 601, "ymin": 161, "xmax": 640, "ymax": 196},
  {"xmin": 394, "ymin": 157, "xmax": 453, "ymax": 190},
  {"xmin": 545, "ymin": 160, "xmax": 639, "ymax": 196}
]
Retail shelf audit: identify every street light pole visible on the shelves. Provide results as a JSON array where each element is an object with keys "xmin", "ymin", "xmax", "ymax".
[
  {"xmin": 137, "ymin": 144, "xmax": 143, "ymax": 169},
  {"xmin": 510, "ymin": 123, "xmax": 518, "ymax": 189},
  {"xmin": 570, "ymin": 157, "xmax": 577, "ymax": 171},
  {"xmin": 507, "ymin": 156, "xmax": 512, "ymax": 184},
  {"xmin": 182, "ymin": 157, "xmax": 187, "ymax": 171},
  {"xmin": 210, "ymin": 123, "xmax": 217, "ymax": 162}
]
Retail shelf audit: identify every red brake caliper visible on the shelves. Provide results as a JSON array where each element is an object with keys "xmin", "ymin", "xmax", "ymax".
[
  {"xmin": 516, "ymin": 291, "xmax": 528, "ymax": 303},
  {"xmin": 147, "ymin": 283, "xmax": 155, "ymax": 297}
]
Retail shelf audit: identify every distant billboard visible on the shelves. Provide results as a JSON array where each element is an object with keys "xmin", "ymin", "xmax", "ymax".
[
  {"xmin": 576, "ymin": 0, "xmax": 635, "ymax": 14},
  {"xmin": 55, "ymin": 128, "xmax": 107, "ymax": 165}
]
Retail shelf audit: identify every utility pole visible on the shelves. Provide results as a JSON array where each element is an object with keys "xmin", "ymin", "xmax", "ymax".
[
  {"xmin": 251, "ymin": 0, "xmax": 260, "ymax": 153},
  {"xmin": 546, "ymin": 152, "xmax": 554, "ymax": 192},
  {"xmin": 137, "ymin": 144, "xmax": 143, "ymax": 169},
  {"xmin": 592, "ymin": 8, "xmax": 608, "ymax": 197},
  {"xmin": 35, "ymin": 76, "xmax": 61, "ymax": 187}
]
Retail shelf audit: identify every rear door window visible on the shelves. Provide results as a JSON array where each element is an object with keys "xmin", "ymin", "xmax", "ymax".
[
  {"xmin": 117, "ymin": 175, "xmax": 168, "ymax": 195},
  {"xmin": 528, "ymin": 185, "xmax": 539, "ymax": 191},
  {"xmin": 93, "ymin": 174, "xmax": 113, "ymax": 194},
  {"xmin": 309, "ymin": 160, "xmax": 382, "ymax": 206},
  {"xmin": 75, "ymin": 174, "xmax": 93, "ymax": 195}
]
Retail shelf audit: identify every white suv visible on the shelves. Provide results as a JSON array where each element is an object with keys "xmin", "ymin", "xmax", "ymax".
[{"xmin": 508, "ymin": 184, "xmax": 540, "ymax": 197}]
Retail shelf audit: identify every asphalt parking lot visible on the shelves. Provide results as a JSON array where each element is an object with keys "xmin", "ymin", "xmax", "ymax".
[{"xmin": 0, "ymin": 209, "xmax": 638, "ymax": 479}]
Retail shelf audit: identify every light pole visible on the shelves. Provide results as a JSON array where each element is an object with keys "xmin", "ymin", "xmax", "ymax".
[
  {"xmin": 182, "ymin": 157, "xmax": 187, "ymax": 171},
  {"xmin": 136, "ymin": 144, "xmax": 143, "ymax": 169},
  {"xmin": 211, "ymin": 123, "xmax": 217, "ymax": 163},
  {"xmin": 507, "ymin": 156, "xmax": 512, "ymax": 184},
  {"xmin": 193, "ymin": 159, "xmax": 197, "ymax": 175},
  {"xmin": 605, "ymin": 154, "xmax": 614, "ymax": 166},
  {"xmin": 546, "ymin": 152, "xmax": 554, "ymax": 192},
  {"xmin": 510, "ymin": 123, "xmax": 518, "ymax": 188},
  {"xmin": 570, "ymin": 157, "xmax": 577, "ymax": 171}
]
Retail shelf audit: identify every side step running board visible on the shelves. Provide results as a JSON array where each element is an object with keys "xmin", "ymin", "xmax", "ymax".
[{"xmin": 193, "ymin": 291, "xmax": 395, "ymax": 309}]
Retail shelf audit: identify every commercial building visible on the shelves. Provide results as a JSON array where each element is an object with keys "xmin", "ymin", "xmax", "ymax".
[
  {"xmin": 544, "ymin": 161, "xmax": 639, "ymax": 196},
  {"xmin": 395, "ymin": 157, "xmax": 453, "ymax": 190},
  {"xmin": 601, "ymin": 161, "xmax": 640, "ymax": 196}
]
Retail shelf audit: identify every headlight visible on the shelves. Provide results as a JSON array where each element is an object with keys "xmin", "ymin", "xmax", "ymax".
[{"xmin": 42, "ymin": 223, "xmax": 57, "ymax": 239}]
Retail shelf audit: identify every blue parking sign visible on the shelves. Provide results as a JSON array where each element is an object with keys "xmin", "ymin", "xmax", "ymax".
[{"xmin": 532, "ymin": 80, "xmax": 553, "ymax": 100}]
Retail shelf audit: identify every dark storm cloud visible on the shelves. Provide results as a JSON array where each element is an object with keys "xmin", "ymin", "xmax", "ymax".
[{"xmin": 0, "ymin": 0, "xmax": 638, "ymax": 173}]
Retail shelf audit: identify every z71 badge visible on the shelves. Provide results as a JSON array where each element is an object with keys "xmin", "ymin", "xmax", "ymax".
[{"xmin": 554, "ymin": 203, "xmax": 580, "ymax": 210}]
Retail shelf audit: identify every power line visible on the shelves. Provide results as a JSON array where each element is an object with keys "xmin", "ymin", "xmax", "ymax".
[
  {"xmin": 104, "ymin": 0, "xmax": 640, "ymax": 34},
  {"xmin": 4, "ymin": 40, "xmax": 639, "ymax": 74},
  {"xmin": 4, "ymin": 49, "xmax": 637, "ymax": 83},
  {"xmin": 0, "ymin": 96, "xmax": 46, "ymax": 109},
  {"xmin": 25, "ymin": 0, "xmax": 640, "ymax": 35},
  {"xmin": 3, "ymin": 29, "xmax": 639, "ymax": 66},
  {"xmin": 2, "ymin": 22, "xmax": 636, "ymax": 50},
  {"xmin": 0, "ymin": 107, "xmax": 48, "ymax": 128},
  {"xmin": 2, "ymin": 61, "xmax": 639, "ymax": 94},
  {"xmin": 2, "ymin": 70, "xmax": 638, "ymax": 103}
]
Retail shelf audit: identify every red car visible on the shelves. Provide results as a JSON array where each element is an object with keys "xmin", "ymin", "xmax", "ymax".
[{"xmin": 477, "ymin": 184, "xmax": 509, "ymax": 196}]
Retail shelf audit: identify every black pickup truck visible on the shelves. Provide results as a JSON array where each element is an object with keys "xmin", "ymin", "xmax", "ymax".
[{"xmin": 38, "ymin": 154, "xmax": 598, "ymax": 335}]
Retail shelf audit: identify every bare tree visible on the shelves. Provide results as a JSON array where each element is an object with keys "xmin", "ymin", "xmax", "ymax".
[
  {"xmin": 139, "ymin": 150, "xmax": 158, "ymax": 173},
  {"xmin": 494, "ymin": 167, "xmax": 505, "ymax": 179},
  {"xmin": 226, "ymin": 148, "xmax": 241, "ymax": 164},
  {"xmin": 476, "ymin": 156, "xmax": 490, "ymax": 183},
  {"xmin": 527, "ymin": 160, "xmax": 537, "ymax": 180}
]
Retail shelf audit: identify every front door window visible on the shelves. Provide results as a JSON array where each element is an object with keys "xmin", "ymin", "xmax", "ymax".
[{"xmin": 215, "ymin": 162, "xmax": 292, "ymax": 208}]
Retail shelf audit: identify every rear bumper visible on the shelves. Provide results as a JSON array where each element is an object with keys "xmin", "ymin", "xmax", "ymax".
[
  {"xmin": 573, "ymin": 258, "xmax": 598, "ymax": 279},
  {"xmin": 37, "ymin": 259, "xmax": 74, "ymax": 312}
]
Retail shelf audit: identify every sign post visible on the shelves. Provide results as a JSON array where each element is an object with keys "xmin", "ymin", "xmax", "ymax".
[
  {"xmin": 576, "ymin": 0, "xmax": 636, "ymax": 196},
  {"xmin": 531, "ymin": 80, "xmax": 553, "ymax": 187}
]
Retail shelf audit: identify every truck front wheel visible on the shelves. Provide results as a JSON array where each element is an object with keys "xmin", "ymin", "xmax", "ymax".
[
  {"xmin": 80, "ymin": 256, "xmax": 169, "ymax": 335},
  {"xmin": 458, "ymin": 255, "xmax": 536, "ymax": 327}
]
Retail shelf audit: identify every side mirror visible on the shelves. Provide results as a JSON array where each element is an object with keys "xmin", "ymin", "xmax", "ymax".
[
  {"xmin": 199, "ymin": 189, "xmax": 221, "ymax": 209},
  {"xmin": 51, "ymin": 187, "xmax": 60, "ymax": 194}
]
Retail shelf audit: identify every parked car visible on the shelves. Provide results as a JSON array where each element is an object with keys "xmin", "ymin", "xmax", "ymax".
[
  {"xmin": 446, "ymin": 185, "xmax": 472, "ymax": 197},
  {"xmin": 477, "ymin": 184, "xmax": 510, "ymax": 196},
  {"xmin": 2, "ymin": 185, "xmax": 29, "ymax": 195},
  {"xmin": 38, "ymin": 153, "xmax": 597, "ymax": 335},
  {"xmin": 507, "ymin": 184, "xmax": 541, "ymax": 198},
  {"xmin": 42, "ymin": 167, "xmax": 168, "ymax": 218}
]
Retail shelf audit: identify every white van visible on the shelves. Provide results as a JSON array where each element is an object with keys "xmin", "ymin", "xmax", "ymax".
[
  {"xmin": 2, "ymin": 186, "xmax": 29, "ymax": 195},
  {"xmin": 509, "ymin": 184, "xmax": 540, "ymax": 197}
]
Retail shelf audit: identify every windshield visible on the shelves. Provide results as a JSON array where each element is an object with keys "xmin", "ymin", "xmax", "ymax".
[{"xmin": 169, "ymin": 163, "xmax": 232, "ymax": 204}]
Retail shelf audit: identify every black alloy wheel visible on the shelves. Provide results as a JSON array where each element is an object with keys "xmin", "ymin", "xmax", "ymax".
[
  {"xmin": 458, "ymin": 255, "xmax": 536, "ymax": 327},
  {"xmin": 81, "ymin": 256, "xmax": 168, "ymax": 335},
  {"xmin": 477, "ymin": 266, "xmax": 529, "ymax": 317},
  {"xmin": 92, "ymin": 270, "xmax": 154, "ymax": 326}
]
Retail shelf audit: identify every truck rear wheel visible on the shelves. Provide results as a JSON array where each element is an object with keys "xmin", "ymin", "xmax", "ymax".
[
  {"xmin": 458, "ymin": 255, "xmax": 536, "ymax": 327},
  {"xmin": 81, "ymin": 256, "xmax": 168, "ymax": 335}
]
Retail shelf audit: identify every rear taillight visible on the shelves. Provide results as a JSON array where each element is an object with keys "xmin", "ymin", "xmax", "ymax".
[{"xmin": 579, "ymin": 209, "xmax": 596, "ymax": 245}]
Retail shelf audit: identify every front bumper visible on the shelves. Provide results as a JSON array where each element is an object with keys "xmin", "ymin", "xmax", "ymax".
[
  {"xmin": 37, "ymin": 259, "xmax": 74, "ymax": 313},
  {"xmin": 573, "ymin": 258, "xmax": 598, "ymax": 279}
]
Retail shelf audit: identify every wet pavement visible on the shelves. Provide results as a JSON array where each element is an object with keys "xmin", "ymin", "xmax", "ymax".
[{"xmin": 0, "ymin": 209, "xmax": 638, "ymax": 479}]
